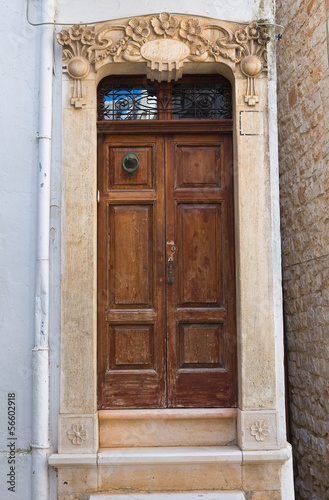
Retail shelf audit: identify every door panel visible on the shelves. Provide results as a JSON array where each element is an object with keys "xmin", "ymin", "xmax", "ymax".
[
  {"xmin": 109, "ymin": 204, "xmax": 154, "ymax": 307},
  {"xmin": 177, "ymin": 203, "xmax": 222, "ymax": 306},
  {"xmin": 175, "ymin": 145, "xmax": 221, "ymax": 188},
  {"xmin": 109, "ymin": 146, "xmax": 154, "ymax": 190},
  {"xmin": 178, "ymin": 323, "xmax": 224, "ymax": 368},
  {"xmin": 98, "ymin": 134, "xmax": 166, "ymax": 408},
  {"xmin": 166, "ymin": 133, "xmax": 236, "ymax": 407},
  {"xmin": 98, "ymin": 129, "xmax": 236, "ymax": 409}
]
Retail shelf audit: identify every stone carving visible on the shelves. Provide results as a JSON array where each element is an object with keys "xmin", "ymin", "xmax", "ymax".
[
  {"xmin": 57, "ymin": 24, "xmax": 112, "ymax": 107},
  {"xmin": 57, "ymin": 14, "xmax": 270, "ymax": 107},
  {"xmin": 234, "ymin": 22, "xmax": 270, "ymax": 105},
  {"xmin": 250, "ymin": 420, "xmax": 270, "ymax": 441},
  {"xmin": 67, "ymin": 424, "xmax": 88, "ymax": 445}
]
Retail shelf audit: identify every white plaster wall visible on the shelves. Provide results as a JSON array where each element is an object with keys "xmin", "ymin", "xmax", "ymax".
[
  {"xmin": 0, "ymin": 1, "xmax": 61, "ymax": 498},
  {"xmin": 0, "ymin": 1, "xmax": 38, "ymax": 498},
  {"xmin": 54, "ymin": 0, "xmax": 275, "ymax": 25},
  {"xmin": 0, "ymin": 1, "xmax": 277, "ymax": 499}
]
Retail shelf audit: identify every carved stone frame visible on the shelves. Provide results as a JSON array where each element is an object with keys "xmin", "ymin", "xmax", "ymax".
[{"xmin": 56, "ymin": 13, "xmax": 287, "ymax": 460}]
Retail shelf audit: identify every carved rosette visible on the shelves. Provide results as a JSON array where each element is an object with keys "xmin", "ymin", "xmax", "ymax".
[
  {"xmin": 250, "ymin": 420, "xmax": 270, "ymax": 441},
  {"xmin": 56, "ymin": 14, "xmax": 270, "ymax": 108},
  {"xmin": 67, "ymin": 423, "xmax": 88, "ymax": 445}
]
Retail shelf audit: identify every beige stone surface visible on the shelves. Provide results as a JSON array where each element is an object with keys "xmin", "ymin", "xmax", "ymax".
[
  {"xmin": 277, "ymin": 0, "xmax": 329, "ymax": 498},
  {"xmin": 61, "ymin": 103, "xmax": 97, "ymax": 415},
  {"xmin": 99, "ymin": 410, "xmax": 236, "ymax": 447},
  {"xmin": 98, "ymin": 463, "xmax": 242, "ymax": 491},
  {"xmin": 246, "ymin": 492, "xmax": 281, "ymax": 500},
  {"xmin": 235, "ymin": 95, "xmax": 278, "ymax": 411},
  {"xmin": 58, "ymin": 466, "xmax": 97, "ymax": 497},
  {"xmin": 242, "ymin": 464, "xmax": 281, "ymax": 491},
  {"xmin": 51, "ymin": 446, "xmax": 291, "ymax": 498}
]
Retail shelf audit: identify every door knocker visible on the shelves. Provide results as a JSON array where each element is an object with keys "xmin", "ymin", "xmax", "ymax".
[{"xmin": 122, "ymin": 152, "xmax": 139, "ymax": 176}]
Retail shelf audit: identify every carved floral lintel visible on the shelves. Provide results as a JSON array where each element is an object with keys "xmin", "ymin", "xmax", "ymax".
[{"xmin": 56, "ymin": 14, "xmax": 270, "ymax": 108}]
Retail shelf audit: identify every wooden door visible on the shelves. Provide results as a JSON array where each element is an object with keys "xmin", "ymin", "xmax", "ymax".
[{"xmin": 97, "ymin": 125, "xmax": 236, "ymax": 408}]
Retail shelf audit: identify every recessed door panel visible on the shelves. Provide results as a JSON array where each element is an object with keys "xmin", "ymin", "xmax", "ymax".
[
  {"xmin": 178, "ymin": 323, "xmax": 224, "ymax": 368},
  {"xmin": 109, "ymin": 204, "xmax": 154, "ymax": 307},
  {"xmin": 175, "ymin": 145, "xmax": 221, "ymax": 188},
  {"xmin": 108, "ymin": 146, "xmax": 154, "ymax": 189},
  {"xmin": 109, "ymin": 325, "xmax": 155, "ymax": 370},
  {"xmin": 177, "ymin": 203, "xmax": 222, "ymax": 307}
]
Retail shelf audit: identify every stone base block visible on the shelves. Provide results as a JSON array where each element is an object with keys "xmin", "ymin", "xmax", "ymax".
[{"xmin": 99, "ymin": 409, "xmax": 237, "ymax": 447}]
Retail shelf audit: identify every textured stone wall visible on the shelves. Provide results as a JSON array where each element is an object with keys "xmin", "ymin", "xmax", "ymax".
[{"xmin": 276, "ymin": 0, "xmax": 329, "ymax": 498}]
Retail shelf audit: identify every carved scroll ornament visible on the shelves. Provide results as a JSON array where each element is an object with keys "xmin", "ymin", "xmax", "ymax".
[{"xmin": 57, "ymin": 14, "xmax": 270, "ymax": 108}]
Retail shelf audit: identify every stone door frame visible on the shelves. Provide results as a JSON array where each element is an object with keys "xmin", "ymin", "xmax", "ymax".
[{"xmin": 55, "ymin": 13, "xmax": 286, "ymax": 456}]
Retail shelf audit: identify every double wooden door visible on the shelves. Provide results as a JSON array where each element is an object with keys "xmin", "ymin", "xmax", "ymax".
[{"xmin": 97, "ymin": 124, "xmax": 236, "ymax": 408}]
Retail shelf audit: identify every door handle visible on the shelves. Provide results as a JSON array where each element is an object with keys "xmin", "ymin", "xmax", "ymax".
[{"xmin": 167, "ymin": 258, "xmax": 174, "ymax": 285}]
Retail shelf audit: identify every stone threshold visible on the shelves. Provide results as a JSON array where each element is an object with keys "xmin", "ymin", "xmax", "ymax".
[
  {"xmin": 49, "ymin": 445, "xmax": 291, "ymax": 467},
  {"xmin": 89, "ymin": 493, "xmax": 246, "ymax": 499},
  {"xmin": 98, "ymin": 409, "xmax": 237, "ymax": 420}
]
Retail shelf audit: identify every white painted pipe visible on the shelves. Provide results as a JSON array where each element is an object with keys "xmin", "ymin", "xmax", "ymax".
[{"xmin": 31, "ymin": 0, "xmax": 55, "ymax": 499}]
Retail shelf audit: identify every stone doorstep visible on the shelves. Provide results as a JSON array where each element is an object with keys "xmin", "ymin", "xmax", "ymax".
[
  {"xmin": 49, "ymin": 445, "xmax": 292, "ymax": 467},
  {"xmin": 51, "ymin": 447, "xmax": 291, "ymax": 497},
  {"xmin": 89, "ymin": 493, "xmax": 246, "ymax": 499},
  {"xmin": 99, "ymin": 409, "xmax": 237, "ymax": 448}
]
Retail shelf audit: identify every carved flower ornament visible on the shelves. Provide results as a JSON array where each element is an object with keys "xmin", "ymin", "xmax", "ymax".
[
  {"xmin": 69, "ymin": 25, "xmax": 84, "ymax": 40},
  {"xmin": 151, "ymin": 12, "xmax": 179, "ymax": 37},
  {"xmin": 67, "ymin": 424, "xmax": 88, "ymax": 445},
  {"xmin": 179, "ymin": 18, "xmax": 203, "ymax": 42},
  {"xmin": 250, "ymin": 420, "xmax": 270, "ymax": 441},
  {"xmin": 235, "ymin": 28, "xmax": 248, "ymax": 44},
  {"xmin": 57, "ymin": 29, "xmax": 71, "ymax": 45},
  {"xmin": 81, "ymin": 29, "xmax": 96, "ymax": 45},
  {"xmin": 126, "ymin": 18, "xmax": 150, "ymax": 42}
]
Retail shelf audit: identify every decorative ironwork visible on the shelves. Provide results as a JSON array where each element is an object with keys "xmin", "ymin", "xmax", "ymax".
[
  {"xmin": 171, "ymin": 82, "xmax": 232, "ymax": 119},
  {"xmin": 97, "ymin": 77, "xmax": 232, "ymax": 120}
]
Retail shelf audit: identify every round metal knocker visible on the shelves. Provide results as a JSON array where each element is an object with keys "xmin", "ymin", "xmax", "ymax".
[{"xmin": 122, "ymin": 152, "xmax": 139, "ymax": 176}]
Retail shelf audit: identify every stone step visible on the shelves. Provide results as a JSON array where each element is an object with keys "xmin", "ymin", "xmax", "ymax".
[
  {"xmin": 96, "ymin": 446, "xmax": 242, "ymax": 492},
  {"xmin": 90, "ymin": 493, "xmax": 246, "ymax": 499},
  {"xmin": 99, "ymin": 408, "xmax": 237, "ymax": 447}
]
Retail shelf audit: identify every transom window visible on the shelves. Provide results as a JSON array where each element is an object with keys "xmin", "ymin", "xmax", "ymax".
[{"xmin": 97, "ymin": 75, "xmax": 232, "ymax": 121}]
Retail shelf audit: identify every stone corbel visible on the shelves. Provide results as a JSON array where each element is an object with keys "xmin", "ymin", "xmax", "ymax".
[{"xmin": 56, "ymin": 14, "xmax": 270, "ymax": 108}]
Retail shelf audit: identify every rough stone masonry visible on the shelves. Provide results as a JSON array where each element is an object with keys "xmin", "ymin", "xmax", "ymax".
[{"xmin": 276, "ymin": 0, "xmax": 329, "ymax": 498}]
